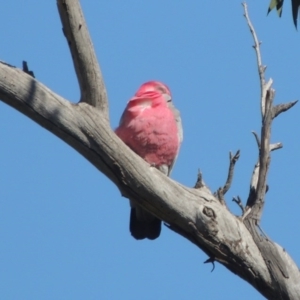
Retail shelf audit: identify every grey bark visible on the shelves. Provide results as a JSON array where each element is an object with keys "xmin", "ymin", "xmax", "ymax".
[{"xmin": 0, "ymin": 1, "xmax": 299, "ymax": 299}]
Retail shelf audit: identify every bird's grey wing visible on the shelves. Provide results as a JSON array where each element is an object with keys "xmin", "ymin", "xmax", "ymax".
[{"xmin": 167, "ymin": 102, "xmax": 183, "ymax": 176}]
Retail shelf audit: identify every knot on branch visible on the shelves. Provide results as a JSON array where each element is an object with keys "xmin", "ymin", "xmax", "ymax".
[
  {"xmin": 194, "ymin": 206, "xmax": 219, "ymax": 237},
  {"xmin": 203, "ymin": 206, "xmax": 216, "ymax": 219}
]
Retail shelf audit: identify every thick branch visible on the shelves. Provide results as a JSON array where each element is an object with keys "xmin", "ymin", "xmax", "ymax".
[
  {"xmin": 57, "ymin": 0, "xmax": 108, "ymax": 116},
  {"xmin": 0, "ymin": 61, "xmax": 299, "ymax": 299}
]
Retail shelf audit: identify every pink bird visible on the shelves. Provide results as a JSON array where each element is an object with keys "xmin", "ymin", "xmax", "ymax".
[{"xmin": 115, "ymin": 81, "xmax": 183, "ymax": 240}]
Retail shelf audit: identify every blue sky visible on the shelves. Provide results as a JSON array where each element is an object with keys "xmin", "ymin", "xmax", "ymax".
[{"xmin": 1, "ymin": 1, "xmax": 299, "ymax": 299}]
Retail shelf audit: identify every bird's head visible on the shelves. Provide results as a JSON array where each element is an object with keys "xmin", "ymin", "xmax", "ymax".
[
  {"xmin": 135, "ymin": 81, "xmax": 171, "ymax": 98},
  {"xmin": 129, "ymin": 81, "xmax": 172, "ymax": 107}
]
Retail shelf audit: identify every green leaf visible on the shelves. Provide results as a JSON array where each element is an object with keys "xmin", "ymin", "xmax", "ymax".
[{"xmin": 267, "ymin": 0, "xmax": 284, "ymax": 17}]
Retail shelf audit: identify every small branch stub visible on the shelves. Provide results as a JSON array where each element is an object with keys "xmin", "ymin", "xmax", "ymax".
[
  {"xmin": 251, "ymin": 131, "xmax": 260, "ymax": 149},
  {"xmin": 194, "ymin": 169, "xmax": 204, "ymax": 189},
  {"xmin": 22, "ymin": 61, "xmax": 35, "ymax": 78},
  {"xmin": 273, "ymin": 101, "xmax": 298, "ymax": 119}
]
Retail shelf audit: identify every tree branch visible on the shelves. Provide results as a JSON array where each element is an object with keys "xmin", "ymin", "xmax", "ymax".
[
  {"xmin": 0, "ymin": 1, "xmax": 299, "ymax": 299},
  {"xmin": 0, "ymin": 63, "xmax": 276, "ymax": 295},
  {"xmin": 232, "ymin": 196, "xmax": 245, "ymax": 214},
  {"xmin": 222, "ymin": 150, "xmax": 240, "ymax": 195},
  {"xmin": 57, "ymin": 0, "xmax": 108, "ymax": 116},
  {"xmin": 242, "ymin": 2, "xmax": 268, "ymax": 118},
  {"xmin": 251, "ymin": 131, "xmax": 260, "ymax": 149},
  {"xmin": 243, "ymin": 3, "xmax": 299, "ymax": 298},
  {"xmin": 273, "ymin": 101, "xmax": 298, "ymax": 119}
]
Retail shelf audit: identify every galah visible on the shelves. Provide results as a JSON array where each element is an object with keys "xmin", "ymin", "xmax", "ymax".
[{"xmin": 115, "ymin": 81, "xmax": 183, "ymax": 240}]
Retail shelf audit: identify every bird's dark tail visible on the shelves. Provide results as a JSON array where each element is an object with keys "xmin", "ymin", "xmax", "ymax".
[{"xmin": 130, "ymin": 207, "xmax": 161, "ymax": 240}]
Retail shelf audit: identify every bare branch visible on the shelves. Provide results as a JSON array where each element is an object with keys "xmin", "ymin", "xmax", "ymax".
[
  {"xmin": 214, "ymin": 150, "xmax": 240, "ymax": 206},
  {"xmin": 251, "ymin": 131, "xmax": 260, "ymax": 149},
  {"xmin": 270, "ymin": 142, "xmax": 283, "ymax": 151},
  {"xmin": 242, "ymin": 3, "xmax": 262, "ymax": 72},
  {"xmin": 222, "ymin": 150, "xmax": 240, "ymax": 195},
  {"xmin": 273, "ymin": 101, "xmax": 298, "ymax": 119},
  {"xmin": 255, "ymin": 90, "xmax": 274, "ymax": 211},
  {"xmin": 57, "ymin": 0, "xmax": 108, "ymax": 116},
  {"xmin": 242, "ymin": 5, "xmax": 299, "ymax": 297},
  {"xmin": 203, "ymin": 257, "xmax": 216, "ymax": 272},
  {"xmin": 232, "ymin": 196, "xmax": 245, "ymax": 214},
  {"xmin": 243, "ymin": 3, "xmax": 274, "ymax": 218},
  {"xmin": 242, "ymin": 2, "xmax": 268, "ymax": 118}
]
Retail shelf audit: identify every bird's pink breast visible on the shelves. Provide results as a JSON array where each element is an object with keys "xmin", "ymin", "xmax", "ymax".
[{"xmin": 116, "ymin": 103, "xmax": 179, "ymax": 167}]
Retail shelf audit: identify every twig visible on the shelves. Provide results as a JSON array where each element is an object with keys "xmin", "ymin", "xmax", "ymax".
[
  {"xmin": 204, "ymin": 257, "xmax": 216, "ymax": 272},
  {"xmin": 251, "ymin": 131, "xmax": 260, "ymax": 149},
  {"xmin": 232, "ymin": 196, "xmax": 245, "ymax": 214},
  {"xmin": 242, "ymin": 2, "xmax": 267, "ymax": 118},
  {"xmin": 270, "ymin": 143, "xmax": 282, "ymax": 151},
  {"xmin": 222, "ymin": 150, "xmax": 240, "ymax": 195},
  {"xmin": 272, "ymin": 101, "xmax": 298, "ymax": 119}
]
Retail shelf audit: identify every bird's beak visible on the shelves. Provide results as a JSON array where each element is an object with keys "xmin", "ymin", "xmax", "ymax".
[{"xmin": 163, "ymin": 93, "xmax": 172, "ymax": 102}]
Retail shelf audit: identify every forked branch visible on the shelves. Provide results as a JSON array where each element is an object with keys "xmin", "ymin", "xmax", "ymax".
[
  {"xmin": 243, "ymin": 3, "xmax": 296, "ymax": 221},
  {"xmin": 242, "ymin": 3, "xmax": 298, "ymax": 298}
]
